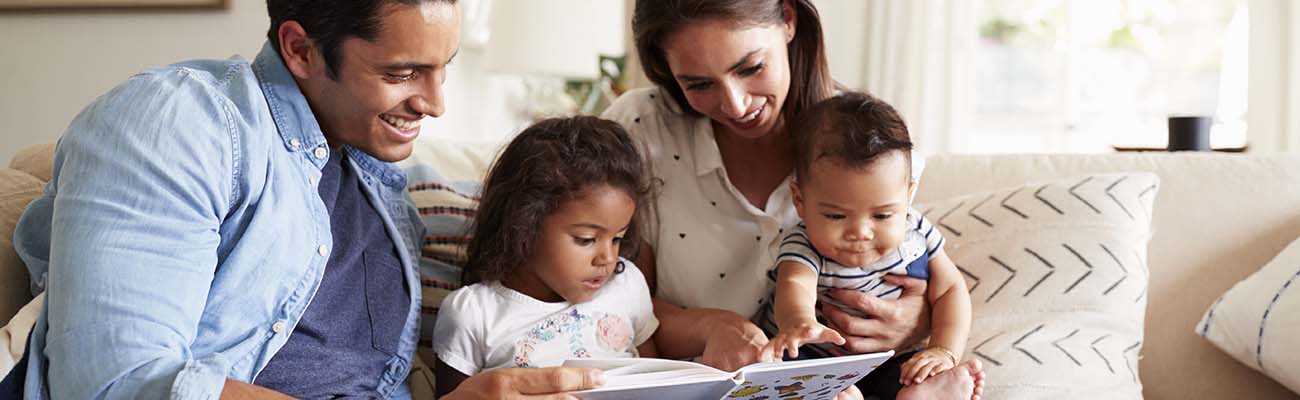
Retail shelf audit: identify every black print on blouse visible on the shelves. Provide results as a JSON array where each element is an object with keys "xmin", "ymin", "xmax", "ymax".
[
  {"xmin": 634, "ymin": 117, "xmax": 641, "ymax": 123},
  {"xmin": 674, "ymin": 155, "xmax": 680, "ymax": 160},
  {"xmin": 679, "ymin": 233, "xmax": 686, "ymax": 238},
  {"xmin": 719, "ymin": 273, "xmax": 726, "ymax": 279},
  {"xmin": 710, "ymin": 201, "xmax": 717, "ymax": 207}
]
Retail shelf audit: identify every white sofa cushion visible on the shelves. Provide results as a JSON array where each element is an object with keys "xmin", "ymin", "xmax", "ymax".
[
  {"xmin": 916, "ymin": 172, "xmax": 1159, "ymax": 399},
  {"xmin": 1197, "ymin": 236, "xmax": 1300, "ymax": 395},
  {"xmin": 915, "ymin": 153, "xmax": 1300, "ymax": 400}
]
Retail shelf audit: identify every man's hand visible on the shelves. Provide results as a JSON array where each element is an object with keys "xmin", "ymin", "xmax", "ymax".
[
  {"xmin": 441, "ymin": 367, "xmax": 605, "ymax": 400},
  {"xmin": 822, "ymin": 275, "xmax": 931, "ymax": 354}
]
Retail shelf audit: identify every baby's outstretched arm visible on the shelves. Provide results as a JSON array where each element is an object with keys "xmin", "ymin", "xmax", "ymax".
[
  {"xmin": 900, "ymin": 249, "xmax": 971, "ymax": 385},
  {"xmin": 766, "ymin": 261, "xmax": 846, "ymax": 360}
]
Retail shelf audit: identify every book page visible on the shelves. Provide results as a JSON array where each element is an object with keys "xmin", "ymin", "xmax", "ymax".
[
  {"xmin": 563, "ymin": 357, "xmax": 737, "ymax": 396},
  {"xmin": 723, "ymin": 351, "xmax": 895, "ymax": 400},
  {"xmin": 571, "ymin": 378, "xmax": 738, "ymax": 400}
]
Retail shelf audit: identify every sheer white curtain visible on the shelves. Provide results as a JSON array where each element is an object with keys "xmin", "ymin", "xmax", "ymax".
[
  {"xmin": 1247, "ymin": 0, "xmax": 1300, "ymax": 152},
  {"xmin": 857, "ymin": 0, "xmax": 977, "ymax": 154}
]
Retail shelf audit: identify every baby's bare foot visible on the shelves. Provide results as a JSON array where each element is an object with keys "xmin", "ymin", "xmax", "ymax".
[{"xmin": 897, "ymin": 360, "xmax": 984, "ymax": 400}]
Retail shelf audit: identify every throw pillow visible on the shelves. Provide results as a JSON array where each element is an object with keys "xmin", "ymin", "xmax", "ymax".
[
  {"xmin": 1197, "ymin": 236, "xmax": 1300, "ymax": 395},
  {"xmin": 916, "ymin": 172, "xmax": 1160, "ymax": 399}
]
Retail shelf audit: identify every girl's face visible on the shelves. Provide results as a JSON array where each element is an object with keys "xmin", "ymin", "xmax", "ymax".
[
  {"xmin": 507, "ymin": 185, "xmax": 635, "ymax": 304},
  {"xmin": 661, "ymin": 12, "xmax": 795, "ymax": 140}
]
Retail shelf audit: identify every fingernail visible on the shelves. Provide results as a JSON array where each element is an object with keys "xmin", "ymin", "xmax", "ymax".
[{"xmin": 591, "ymin": 371, "xmax": 607, "ymax": 386}]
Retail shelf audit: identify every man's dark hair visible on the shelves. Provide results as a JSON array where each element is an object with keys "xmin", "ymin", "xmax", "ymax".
[
  {"xmin": 266, "ymin": 0, "xmax": 456, "ymax": 79},
  {"xmin": 793, "ymin": 91, "xmax": 913, "ymax": 185}
]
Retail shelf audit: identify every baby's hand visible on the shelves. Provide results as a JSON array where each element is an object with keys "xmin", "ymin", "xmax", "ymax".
[
  {"xmin": 899, "ymin": 347, "xmax": 958, "ymax": 385},
  {"xmin": 765, "ymin": 321, "xmax": 845, "ymax": 360}
]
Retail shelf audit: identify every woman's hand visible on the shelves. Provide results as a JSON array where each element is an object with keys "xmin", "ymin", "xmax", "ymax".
[
  {"xmin": 821, "ymin": 275, "xmax": 931, "ymax": 354},
  {"xmin": 700, "ymin": 313, "xmax": 773, "ymax": 371},
  {"xmin": 441, "ymin": 367, "xmax": 605, "ymax": 400}
]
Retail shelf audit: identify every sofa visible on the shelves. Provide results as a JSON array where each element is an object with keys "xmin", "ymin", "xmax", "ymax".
[{"xmin": 2, "ymin": 141, "xmax": 1299, "ymax": 399}]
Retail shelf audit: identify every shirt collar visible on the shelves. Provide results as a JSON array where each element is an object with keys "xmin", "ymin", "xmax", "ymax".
[
  {"xmin": 251, "ymin": 42, "xmax": 407, "ymax": 189},
  {"xmin": 691, "ymin": 117, "xmax": 725, "ymax": 177},
  {"xmin": 252, "ymin": 41, "xmax": 328, "ymax": 157}
]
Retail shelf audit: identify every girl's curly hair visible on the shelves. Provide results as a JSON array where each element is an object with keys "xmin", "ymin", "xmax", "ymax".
[{"xmin": 462, "ymin": 116, "xmax": 651, "ymax": 285}]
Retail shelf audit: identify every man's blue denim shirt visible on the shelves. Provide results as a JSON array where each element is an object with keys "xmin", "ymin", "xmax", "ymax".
[{"xmin": 12, "ymin": 43, "xmax": 425, "ymax": 399}]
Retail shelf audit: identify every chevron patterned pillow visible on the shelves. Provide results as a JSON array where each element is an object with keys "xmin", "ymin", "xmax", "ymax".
[
  {"xmin": 917, "ymin": 172, "xmax": 1159, "ymax": 399},
  {"xmin": 1197, "ymin": 236, "xmax": 1300, "ymax": 395}
]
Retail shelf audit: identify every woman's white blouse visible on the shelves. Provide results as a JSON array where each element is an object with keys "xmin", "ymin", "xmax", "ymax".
[
  {"xmin": 602, "ymin": 87, "xmax": 796, "ymax": 317},
  {"xmin": 602, "ymin": 87, "xmax": 922, "ymax": 318}
]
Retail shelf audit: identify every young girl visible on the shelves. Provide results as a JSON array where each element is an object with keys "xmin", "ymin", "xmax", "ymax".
[
  {"xmin": 757, "ymin": 92, "xmax": 977, "ymax": 392},
  {"xmin": 432, "ymin": 116, "xmax": 658, "ymax": 396}
]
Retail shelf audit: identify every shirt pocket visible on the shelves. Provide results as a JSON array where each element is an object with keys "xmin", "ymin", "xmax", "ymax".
[{"xmin": 363, "ymin": 249, "xmax": 410, "ymax": 355}]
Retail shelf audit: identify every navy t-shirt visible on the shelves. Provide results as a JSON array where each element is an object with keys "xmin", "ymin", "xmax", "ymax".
[{"xmin": 254, "ymin": 149, "xmax": 411, "ymax": 397}]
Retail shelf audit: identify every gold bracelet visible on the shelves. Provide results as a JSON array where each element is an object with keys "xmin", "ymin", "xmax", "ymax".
[{"xmin": 929, "ymin": 346, "xmax": 959, "ymax": 366}]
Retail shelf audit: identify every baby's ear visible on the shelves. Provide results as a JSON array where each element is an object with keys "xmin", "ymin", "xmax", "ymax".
[{"xmin": 790, "ymin": 181, "xmax": 806, "ymax": 219}]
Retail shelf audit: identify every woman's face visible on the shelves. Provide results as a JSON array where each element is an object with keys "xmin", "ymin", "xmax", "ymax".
[{"xmin": 662, "ymin": 14, "xmax": 795, "ymax": 139}]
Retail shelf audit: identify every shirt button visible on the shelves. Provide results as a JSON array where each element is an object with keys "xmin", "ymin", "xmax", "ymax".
[
  {"xmin": 314, "ymin": 147, "xmax": 328, "ymax": 159},
  {"xmin": 289, "ymin": 138, "xmax": 301, "ymax": 148},
  {"xmin": 272, "ymin": 321, "xmax": 287, "ymax": 333},
  {"xmin": 317, "ymin": 245, "xmax": 328, "ymax": 256}
]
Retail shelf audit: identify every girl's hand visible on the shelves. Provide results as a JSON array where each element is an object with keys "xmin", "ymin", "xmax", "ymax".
[
  {"xmin": 765, "ymin": 321, "xmax": 846, "ymax": 360},
  {"xmin": 899, "ymin": 347, "xmax": 957, "ymax": 385}
]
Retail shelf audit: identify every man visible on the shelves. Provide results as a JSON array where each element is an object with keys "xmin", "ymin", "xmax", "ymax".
[{"xmin": 6, "ymin": 0, "xmax": 601, "ymax": 398}]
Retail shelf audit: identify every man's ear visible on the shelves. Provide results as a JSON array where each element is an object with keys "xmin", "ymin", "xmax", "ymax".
[
  {"xmin": 791, "ymin": 180, "xmax": 806, "ymax": 220},
  {"xmin": 277, "ymin": 21, "xmax": 318, "ymax": 80}
]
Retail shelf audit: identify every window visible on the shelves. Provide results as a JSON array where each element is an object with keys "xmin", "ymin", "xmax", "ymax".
[{"xmin": 970, "ymin": 0, "xmax": 1249, "ymax": 152}]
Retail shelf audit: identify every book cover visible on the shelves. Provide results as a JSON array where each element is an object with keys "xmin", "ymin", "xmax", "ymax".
[{"xmin": 563, "ymin": 351, "xmax": 894, "ymax": 400}]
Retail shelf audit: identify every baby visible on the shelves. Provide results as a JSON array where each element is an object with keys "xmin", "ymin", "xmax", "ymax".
[{"xmin": 756, "ymin": 92, "xmax": 973, "ymax": 388}]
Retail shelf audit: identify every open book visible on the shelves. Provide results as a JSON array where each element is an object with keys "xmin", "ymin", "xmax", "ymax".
[{"xmin": 562, "ymin": 351, "xmax": 894, "ymax": 400}]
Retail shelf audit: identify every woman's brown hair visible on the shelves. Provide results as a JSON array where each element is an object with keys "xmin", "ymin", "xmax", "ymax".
[
  {"xmin": 632, "ymin": 0, "xmax": 835, "ymax": 128},
  {"xmin": 462, "ymin": 116, "xmax": 651, "ymax": 285}
]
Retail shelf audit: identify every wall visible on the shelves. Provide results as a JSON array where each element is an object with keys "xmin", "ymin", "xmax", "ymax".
[
  {"xmin": 0, "ymin": 0, "xmax": 871, "ymax": 163},
  {"xmin": 0, "ymin": 0, "xmax": 268, "ymax": 163}
]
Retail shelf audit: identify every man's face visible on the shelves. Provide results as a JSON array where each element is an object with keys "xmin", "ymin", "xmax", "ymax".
[{"xmin": 301, "ymin": 2, "xmax": 461, "ymax": 162}]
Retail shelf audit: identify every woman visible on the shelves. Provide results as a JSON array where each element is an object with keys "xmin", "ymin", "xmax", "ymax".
[{"xmin": 601, "ymin": 0, "xmax": 982, "ymax": 398}]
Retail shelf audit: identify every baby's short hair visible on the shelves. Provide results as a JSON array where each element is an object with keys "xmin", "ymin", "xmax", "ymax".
[{"xmin": 792, "ymin": 91, "xmax": 913, "ymax": 185}]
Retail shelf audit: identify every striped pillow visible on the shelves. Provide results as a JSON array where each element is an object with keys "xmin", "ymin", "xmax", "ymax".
[
  {"xmin": 403, "ymin": 165, "xmax": 481, "ymax": 359},
  {"xmin": 1198, "ymin": 236, "xmax": 1300, "ymax": 395}
]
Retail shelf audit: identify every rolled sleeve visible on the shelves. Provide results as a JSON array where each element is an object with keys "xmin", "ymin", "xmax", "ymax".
[{"xmin": 170, "ymin": 358, "xmax": 230, "ymax": 399}]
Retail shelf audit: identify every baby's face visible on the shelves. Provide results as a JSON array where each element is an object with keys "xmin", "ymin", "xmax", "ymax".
[{"xmin": 793, "ymin": 152, "xmax": 913, "ymax": 267}]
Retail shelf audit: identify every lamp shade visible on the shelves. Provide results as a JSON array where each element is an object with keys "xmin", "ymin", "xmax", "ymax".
[{"xmin": 484, "ymin": 0, "xmax": 625, "ymax": 79}]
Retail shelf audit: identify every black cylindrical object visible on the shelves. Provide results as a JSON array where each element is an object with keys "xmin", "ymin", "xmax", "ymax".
[{"xmin": 1167, "ymin": 116, "xmax": 1212, "ymax": 152}]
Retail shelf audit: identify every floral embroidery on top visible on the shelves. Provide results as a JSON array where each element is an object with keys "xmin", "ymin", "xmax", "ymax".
[
  {"xmin": 513, "ymin": 308, "xmax": 592, "ymax": 367},
  {"xmin": 596, "ymin": 315, "xmax": 633, "ymax": 352}
]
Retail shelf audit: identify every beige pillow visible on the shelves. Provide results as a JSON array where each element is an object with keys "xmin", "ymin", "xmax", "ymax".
[
  {"xmin": 916, "ymin": 172, "xmax": 1159, "ymax": 399},
  {"xmin": 0, "ymin": 169, "xmax": 41, "ymax": 321}
]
